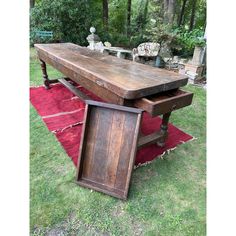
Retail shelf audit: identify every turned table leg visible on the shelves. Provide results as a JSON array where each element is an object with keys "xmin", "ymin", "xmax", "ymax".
[
  {"xmin": 157, "ymin": 112, "xmax": 171, "ymax": 147},
  {"xmin": 40, "ymin": 59, "xmax": 50, "ymax": 89}
]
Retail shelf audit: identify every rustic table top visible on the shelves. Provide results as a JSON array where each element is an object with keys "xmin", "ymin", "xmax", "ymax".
[{"xmin": 35, "ymin": 43, "xmax": 188, "ymax": 99}]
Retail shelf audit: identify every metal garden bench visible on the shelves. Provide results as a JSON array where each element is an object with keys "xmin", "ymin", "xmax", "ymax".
[{"xmin": 35, "ymin": 31, "xmax": 53, "ymax": 39}]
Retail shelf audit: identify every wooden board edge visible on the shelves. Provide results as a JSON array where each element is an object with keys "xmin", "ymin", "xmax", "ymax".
[
  {"xmin": 75, "ymin": 179, "xmax": 127, "ymax": 200},
  {"xmin": 76, "ymin": 103, "xmax": 143, "ymax": 200},
  {"xmin": 76, "ymin": 104, "xmax": 90, "ymax": 181},
  {"xmin": 85, "ymin": 100, "xmax": 143, "ymax": 114},
  {"xmin": 123, "ymin": 113, "xmax": 143, "ymax": 198}
]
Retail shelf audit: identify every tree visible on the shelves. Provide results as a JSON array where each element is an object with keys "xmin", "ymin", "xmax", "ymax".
[
  {"xmin": 126, "ymin": 0, "xmax": 132, "ymax": 36},
  {"xmin": 134, "ymin": 0, "xmax": 149, "ymax": 37},
  {"xmin": 189, "ymin": 0, "xmax": 197, "ymax": 31},
  {"xmin": 30, "ymin": 0, "xmax": 94, "ymax": 45},
  {"xmin": 178, "ymin": 0, "xmax": 187, "ymax": 26},
  {"xmin": 163, "ymin": 0, "xmax": 176, "ymax": 25},
  {"xmin": 143, "ymin": 0, "xmax": 149, "ymax": 33},
  {"xmin": 103, "ymin": 0, "xmax": 109, "ymax": 32},
  {"xmin": 30, "ymin": 0, "xmax": 35, "ymax": 8}
]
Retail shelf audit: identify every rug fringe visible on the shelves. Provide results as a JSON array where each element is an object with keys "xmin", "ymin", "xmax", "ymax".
[
  {"xmin": 184, "ymin": 136, "xmax": 197, "ymax": 142},
  {"xmin": 52, "ymin": 121, "xmax": 83, "ymax": 134},
  {"xmin": 42, "ymin": 108, "xmax": 84, "ymax": 119},
  {"xmin": 30, "ymin": 85, "xmax": 45, "ymax": 88},
  {"xmin": 30, "ymin": 83, "xmax": 60, "ymax": 88},
  {"xmin": 134, "ymin": 136, "xmax": 197, "ymax": 169}
]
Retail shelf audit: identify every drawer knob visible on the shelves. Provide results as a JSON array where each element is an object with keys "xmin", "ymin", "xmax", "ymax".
[{"xmin": 172, "ymin": 104, "xmax": 177, "ymax": 110}]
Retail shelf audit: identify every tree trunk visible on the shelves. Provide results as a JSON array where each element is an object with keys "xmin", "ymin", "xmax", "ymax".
[
  {"xmin": 143, "ymin": 0, "xmax": 149, "ymax": 24},
  {"xmin": 178, "ymin": 0, "xmax": 187, "ymax": 26},
  {"xmin": 168, "ymin": 0, "xmax": 175, "ymax": 24},
  {"xmin": 127, "ymin": 0, "xmax": 132, "ymax": 36},
  {"xmin": 141, "ymin": 0, "xmax": 149, "ymax": 35},
  {"xmin": 30, "ymin": 0, "xmax": 35, "ymax": 8},
  {"xmin": 189, "ymin": 0, "xmax": 197, "ymax": 31},
  {"xmin": 163, "ymin": 0, "xmax": 176, "ymax": 25},
  {"xmin": 103, "ymin": 0, "xmax": 109, "ymax": 32},
  {"xmin": 163, "ymin": 0, "xmax": 169, "ymax": 24}
]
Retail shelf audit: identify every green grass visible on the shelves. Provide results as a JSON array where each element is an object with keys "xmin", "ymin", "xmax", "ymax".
[{"xmin": 30, "ymin": 47, "xmax": 206, "ymax": 236}]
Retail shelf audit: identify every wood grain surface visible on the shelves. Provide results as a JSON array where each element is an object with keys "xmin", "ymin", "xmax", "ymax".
[
  {"xmin": 35, "ymin": 43, "xmax": 188, "ymax": 99},
  {"xmin": 134, "ymin": 89, "xmax": 193, "ymax": 117},
  {"xmin": 76, "ymin": 100, "xmax": 142, "ymax": 199}
]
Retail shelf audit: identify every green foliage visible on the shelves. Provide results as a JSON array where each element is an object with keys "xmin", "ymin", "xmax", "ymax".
[
  {"xmin": 108, "ymin": 0, "xmax": 149, "ymax": 48},
  {"xmin": 109, "ymin": 0, "xmax": 127, "ymax": 35},
  {"xmin": 173, "ymin": 0, "xmax": 206, "ymax": 29},
  {"xmin": 108, "ymin": 33, "xmax": 131, "ymax": 47},
  {"xmin": 30, "ymin": 0, "xmax": 100, "ymax": 46},
  {"xmin": 30, "ymin": 0, "xmax": 206, "ymax": 55},
  {"xmin": 174, "ymin": 27, "xmax": 206, "ymax": 56},
  {"xmin": 145, "ymin": 20, "xmax": 206, "ymax": 57},
  {"xmin": 191, "ymin": 0, "xmax": 206, "ymax": 29},
  {"xmin": 141, "ymin": 0, "xmax": 206, "ymax": 56}
]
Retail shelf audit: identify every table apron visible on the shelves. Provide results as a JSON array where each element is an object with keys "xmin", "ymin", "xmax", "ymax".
[{"xmin": 38, "ymin": 52, "xmax": 126, "ymax": 105}]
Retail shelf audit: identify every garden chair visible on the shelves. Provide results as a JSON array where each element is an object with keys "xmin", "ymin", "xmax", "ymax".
[{"xmin": 132, "ymin": 42, "xmax": 160, "ymax": 62}]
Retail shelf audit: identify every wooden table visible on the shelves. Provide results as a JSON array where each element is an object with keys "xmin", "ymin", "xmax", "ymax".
[{"xmin": 35, "ymin": 42, "xmax": 193, "ymax": 153}]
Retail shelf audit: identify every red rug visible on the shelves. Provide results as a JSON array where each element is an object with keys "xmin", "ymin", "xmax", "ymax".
[{"xmin": 30, "ymin": 83, "xmax": 193, "ymax": 167}]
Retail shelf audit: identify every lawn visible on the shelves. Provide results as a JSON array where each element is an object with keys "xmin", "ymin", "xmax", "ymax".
[{"xmin": 30, "ymin": 47, "xmax": 206, "ymax": 236}]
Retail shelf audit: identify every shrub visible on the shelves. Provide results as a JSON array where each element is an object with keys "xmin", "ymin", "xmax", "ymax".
[
  {"xmin": 174, "ymin": 27, "xmax": 206, "ymax": 56},
  {"xmin": 30, "ymin": 0, "xmax": 95, "ymax": 46},
  {"xmin": 144, "ymin": 19, "xmax": 205, "ymax": 57}
]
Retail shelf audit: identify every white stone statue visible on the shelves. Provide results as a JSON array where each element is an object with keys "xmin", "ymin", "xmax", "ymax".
[{"xmin": 86, "ymin": 27, "xmax": 101, "ymax": 51}]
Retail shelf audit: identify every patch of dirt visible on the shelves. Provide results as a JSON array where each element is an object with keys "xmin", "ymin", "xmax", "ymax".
[
  {"xmin": 47, "ymin": 228, "xmax": 65, "ymax": 236},
  {"xmin": 44, "ymin": 212, "xmax": 110, "ymax": 236},
  {"xmin": 131, "ymin": 220, "xmax": 144, "ymax": 236},
  {"xmin": 111, "ymin": 203, "xmax": 125, "ymax": 217}
]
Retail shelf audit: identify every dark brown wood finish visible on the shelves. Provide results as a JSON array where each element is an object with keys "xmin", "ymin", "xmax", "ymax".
[
  {"xmin": 157, "ymin": 112, "xmax": 172, "ymax": 148},
  {"xmin": 35, "ymin": 44, "xmax": 193, "ymax": 151},
  {"xmin": 76, "ymin": 100, "xmax": 142, "ymax": 200},
  {"xmin": 138, "ymin": 112, "xmax": 172, "ymax": 149},
  {"xmin": 39, "ymin": 59, "xmax": 50, "ymax": 89},
  {"xmin": 35, "ymin": 43, "xmax": 188, "ymax": 99},
  {"xmin": 138, "ymin": 131, "xmax": 164, "ymax": 149},
  {"xmin": 57, "ymin": 78, "xmax": 91, "ymax": 101},
  {"xmin": 134, "ymin": 89, "xmax": 193, "ymax": 117},
  {"xmin": 35, "ymin": 43, "xmax": 194, "ymax": 199},
  {"xmin": 38, "ymin": 54, "xmax": 126, "ymax": 105}
]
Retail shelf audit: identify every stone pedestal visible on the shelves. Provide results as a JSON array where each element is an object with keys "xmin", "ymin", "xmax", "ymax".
[
  {"xmin": 183, "ymin": 63, "xmax": 205, "ymax": 83},
  {"xmin": 192, "ymin": 46, "xmax": 206, "ymax": 66},
  {"xmin": 180, "ymin": 45, "xmax": 206, "ymax": 83},
  {"xmin": 86, "ymin": 27, "xmax": 101, "ymax": 51}
]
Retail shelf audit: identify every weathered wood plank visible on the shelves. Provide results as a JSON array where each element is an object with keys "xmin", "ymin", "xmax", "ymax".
[
  {"xmin": 58, "ymin": 78, "xmax": 91, "ymax": 101},
  {"xmin": 38, "ymin": 52, "xmax": 125, "ymax": 105},
  {"xmin": 35, "ymin": 43, "xmax": 188, "ymax": 99},
  {"xmin": 89, "ymin": 107, "xmax": 114, "ymax": 183},
  {"xmin": 137, "ymin": 131, "xmax": 163, "ymax": 149},
  {"xmin": 114, "ymin": 113, "xmax": 139, "ymax": 191},
  {"xmin": 134, "ymin": 89, "xmax": 194, "ymax": 117},
  {"xmin": 80, "ymin": 107, "xmax": 99, "ymax": 180},
  {"xmin": 105, "ymin": 111, "xmax": 126, "ymax": 188},
  {"xmin": 76, "ymin": 101, "xmax": 142, "ymax": 199}
]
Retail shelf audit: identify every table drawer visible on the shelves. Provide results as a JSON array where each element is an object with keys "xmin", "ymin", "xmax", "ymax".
[{"xmin": 134, "ymin": 89, "xmax": 193, "ymax": 117}]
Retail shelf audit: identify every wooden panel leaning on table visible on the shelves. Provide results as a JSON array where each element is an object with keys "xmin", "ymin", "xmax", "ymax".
[
  {"xmin": 76, "ymin": 100, "xmax": 143, "ymax": 200},
  {"xmin": 34, "ymin": 43, "xmax": 193, "ymax": 149}
]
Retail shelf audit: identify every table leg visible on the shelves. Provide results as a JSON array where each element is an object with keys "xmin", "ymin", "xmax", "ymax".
[
  {"xmin": 40, "ymin": 59, "xmax": 50, "ymax": 89},
  {"xmin": 157, "ymin": 112, "xmax": 171, "ymax": 147}
]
